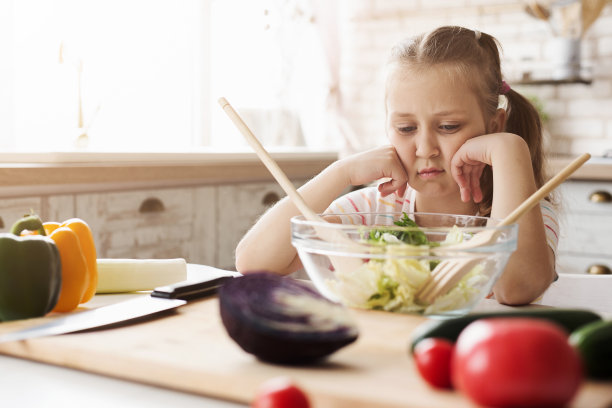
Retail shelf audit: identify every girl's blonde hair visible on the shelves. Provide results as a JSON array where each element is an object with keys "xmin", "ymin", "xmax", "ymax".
[{"xmin": 387, "ymin": 26, "xmax": 547, "ymax": 216}]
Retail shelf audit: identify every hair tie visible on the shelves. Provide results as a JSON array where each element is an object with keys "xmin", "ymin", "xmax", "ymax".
[
  {"xmin": 474, "ymin": 30, "xmax": 481, "ymax": 40},
  {"xmin": 500, "ymin": 80, "xmax": 511, "ymax": 95}
]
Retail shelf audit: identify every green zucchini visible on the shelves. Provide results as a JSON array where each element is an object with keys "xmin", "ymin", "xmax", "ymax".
[
  {"xmin": 410, "ymin": 308, "xmax": 601, "ymax": 354},
  {"xmin": 569, "ymin": 320, "xmax": 612, "ymax": 379}
]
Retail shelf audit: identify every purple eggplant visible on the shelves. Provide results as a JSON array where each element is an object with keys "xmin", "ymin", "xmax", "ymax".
[{"xmin": 219, "ymin": 272, "xmax": 359, "ymax": 365}]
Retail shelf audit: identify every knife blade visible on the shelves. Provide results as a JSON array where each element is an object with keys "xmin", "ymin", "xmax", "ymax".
[{"xmin": 0, "ymin": 275, "xmax": 234, "ymax": 343}]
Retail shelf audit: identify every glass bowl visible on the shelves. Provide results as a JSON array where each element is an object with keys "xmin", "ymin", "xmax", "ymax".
[{"xmin": 291, "ymin": 212, "xmax": 518, "ymax": 317}]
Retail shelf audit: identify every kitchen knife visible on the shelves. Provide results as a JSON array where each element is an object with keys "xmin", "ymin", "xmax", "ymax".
[{"xmin": 0, "ymin": 275, "xmax": 234, "ymax": 343}]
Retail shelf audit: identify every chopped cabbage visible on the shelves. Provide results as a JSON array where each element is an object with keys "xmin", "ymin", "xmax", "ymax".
[{"xmin": 327, "ymin": 222, "xmax": 486, "ymax": 314}]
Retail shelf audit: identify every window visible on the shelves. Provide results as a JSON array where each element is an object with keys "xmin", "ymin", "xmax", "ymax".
[{"xmin": 0, "ymin": 0, "xmax": 332, "ymax": 152}]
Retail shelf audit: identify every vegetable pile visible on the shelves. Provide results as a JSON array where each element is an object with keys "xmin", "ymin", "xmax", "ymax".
[
  {"xmin": 410, "ymin": 308, "xmax": 612, "ymax": 407},
  {"xmin": 328, "ymin": 213, "xmax": 485, "ymax": 314},
  {"xmin": 0, "ymin": 213, "xmax": 98, "ymax": 321},
  {"xmin": 218, "ymin": 272, "xmax": 358, "ymax": 365}
]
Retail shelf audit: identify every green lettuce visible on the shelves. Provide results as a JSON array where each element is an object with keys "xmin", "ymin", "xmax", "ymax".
[
  {"xmin": 367, "ymin": 213, "xmax": 432, "ymax": 246},
  {"xmin": 328, "ymin": 219, "xmax": 484, "ymax": 314}
]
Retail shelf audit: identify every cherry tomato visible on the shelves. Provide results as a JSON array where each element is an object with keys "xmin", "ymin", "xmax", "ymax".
[
  {"xmin": 413, "ymin": 338, "xmax": 454, "ymax": 389},
  {"xmin": 252, "ymin": 377, "xmax": 310, "ymax": 408},
  {"xmin": 452, "ymin": 318, "xmax": 583, "ymax": 408}
]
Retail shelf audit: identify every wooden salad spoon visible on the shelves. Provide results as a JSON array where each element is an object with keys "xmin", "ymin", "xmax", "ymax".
[
  {"xmin": 416, "ymin": 152, "xmax": 591, "ymax": 304},
  {"xmin": 218, "ymin": 97, "xmax": 364, "ymax": 277}
]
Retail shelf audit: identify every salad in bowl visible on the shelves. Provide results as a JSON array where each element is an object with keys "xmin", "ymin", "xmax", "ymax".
[{"xmin": 291, "ymin": 212, "xmax": 518, "ymax": 317}]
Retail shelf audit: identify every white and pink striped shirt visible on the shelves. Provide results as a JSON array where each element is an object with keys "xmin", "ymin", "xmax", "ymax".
[{"xmin": 326, "ymin": 185, "xmax": 559, "ymax": 256}]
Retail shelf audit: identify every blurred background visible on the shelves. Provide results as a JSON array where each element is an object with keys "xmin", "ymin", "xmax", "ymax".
[{"xmin": 0, "ymin": 0, "xmax": 609, "ymax": 157}]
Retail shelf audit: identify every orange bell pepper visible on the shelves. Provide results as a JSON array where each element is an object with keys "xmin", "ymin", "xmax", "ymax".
[{"xmin": 43, "ymin": 219, "xmax": 98, "ymax": 312}]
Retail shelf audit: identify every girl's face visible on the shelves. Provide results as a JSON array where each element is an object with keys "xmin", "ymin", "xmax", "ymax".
[{"xmin": 386, "ymin": 66, "xmax": 490, "ymax": 199}]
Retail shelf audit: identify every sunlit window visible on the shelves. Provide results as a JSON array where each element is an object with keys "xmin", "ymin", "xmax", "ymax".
[{"xmin": 0, "ymin": 0, "xmax": 331, "ymax": 152}]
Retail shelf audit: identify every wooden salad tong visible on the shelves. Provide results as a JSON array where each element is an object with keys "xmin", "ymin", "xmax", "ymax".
[
  {"xmin": 416, "ymin": 153, "xmax": 591, "ymax": 304},
  {"xmin": 218, "ymin": 97, "xmax": 364, "ymax": 276}
]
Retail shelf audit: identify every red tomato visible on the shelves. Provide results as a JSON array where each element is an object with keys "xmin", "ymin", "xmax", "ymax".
[
  {"xmin": 252, "ymin": 377, "xmax": 310, "ymax": 408},
  {"xmin": 413, "ymin": 338, "xmax": 454, "ymax": 389},
  {"xmin": 452, "ymin": 318, "xmax": 583, "ymax": 408}
]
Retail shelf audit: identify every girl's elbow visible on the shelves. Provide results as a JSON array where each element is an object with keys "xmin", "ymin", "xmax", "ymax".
[
  {"xmin": 234, "ymin": 246, "xmax": 297, "ymax": 276},
  {"xmin": 235, "ymin": 256, "xmax": 273, "ymax": 275},
  {"xmin": 494, "ymin": 289, "xmax": 533, "ymax": 306},
  {"xmin": 494, "ymin": 274, "xmax": 554, "ymax": 306},
  {"xmin": 234, "ymin": 237, "xmax": 264, "ymax": 273},
  {"xmin": 234, "ymin": 256, "xmax": 251, "ymax": 275},
  {"xmin": 234, "ymin": 242, "xmax": 263, "ymax": 274}
]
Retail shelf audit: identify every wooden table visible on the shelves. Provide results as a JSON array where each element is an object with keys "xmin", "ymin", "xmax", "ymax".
[{"xmin": 0, "ymin": 293, "xmax": 610, "ymax": 408}]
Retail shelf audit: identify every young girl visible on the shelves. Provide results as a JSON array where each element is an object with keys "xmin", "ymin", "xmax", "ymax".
[{"xmin": 235, "ymin": 26, "xmax": 558, "ymax": 306}]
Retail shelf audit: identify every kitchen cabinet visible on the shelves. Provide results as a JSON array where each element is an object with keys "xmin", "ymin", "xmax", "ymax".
[
  {"xmin": 74, "ymin": 187, "xmax": 216, "ymax": 265},
  {"xmin": 556, "ymin": 180, "xmax": 612, "ymax": 275},
  {"xmin": 0, "ymin": 195, "xmax": 76, "ymax": 232},
  {"xmin": 0, "ymin": 151, "xmax": 336, "ymax": 269},
  {"xmin": 43, "ymin": 194, "xmax": 77, "ymax": 222},
  {"xmin": 216, "ymin": 180, "xmax": 304, "ymax": 269},
  {"xmin": 0, "ymin": 181, "xmax": 304, "ymax": 270},
  {"xmin": 0, "ymin": 197, "xmax": 43, "ymax": 232}
]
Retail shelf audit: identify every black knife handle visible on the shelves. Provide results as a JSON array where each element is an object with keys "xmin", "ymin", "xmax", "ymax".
[{"xmin": 151, "ymin": 276, "xmax": 234, "ymax": 300}]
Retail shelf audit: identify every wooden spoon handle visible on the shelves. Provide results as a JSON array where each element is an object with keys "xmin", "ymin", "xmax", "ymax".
[
  {"xmin": 499, "ymin": 153, "xmax": 591, "ymax": 227},
  {"xmin": 218, "ymin": 97, "xmax": 321, "ymax": 222}
]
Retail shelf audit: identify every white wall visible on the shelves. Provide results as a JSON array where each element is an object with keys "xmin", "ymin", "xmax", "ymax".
[{"xmin": 337, "ymin": 0, "xmax": 612, "ymax": 156}]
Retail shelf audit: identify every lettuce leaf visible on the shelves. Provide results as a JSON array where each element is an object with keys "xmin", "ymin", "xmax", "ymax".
[
  {"xmin": 367, "ymin": 212, "xmax": 432, "ymax": 246},
  {"xmin": 328, "ymin": 222, "xmax": 483, "ymax": 314}
]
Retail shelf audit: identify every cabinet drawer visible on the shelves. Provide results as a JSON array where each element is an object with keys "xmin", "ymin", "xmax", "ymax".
[
  {"xmin": 191, "ymin": 186, "xmax": 217, "ymax": 266},
  {"xmin": 104, "ymin": 242, "xmax": 193, "ymax": 260},
  {"xmin": 0, "ymin": 197, "xmax": 42, "ymax": 232},
  {"xmin": 42, "ymin": 195, "xmax": 75, "ymax": 222},
  {"xmin": 75, "ymin": 188, "xmax": 196, "ymax": 259},
  {"xmin": 558, "ymin": 213, "xmax": 612, "ymax": 255},
  {"xmin": 557, "ymin": 253, "xmax": 612, "ymax": 275},
  {"xmin": 215, "ymin": 181, "xmax": 307, "ymax": 270},
  {"xmin": 558, "ymin": 180, "xmax": 612, "ymax": 215}
]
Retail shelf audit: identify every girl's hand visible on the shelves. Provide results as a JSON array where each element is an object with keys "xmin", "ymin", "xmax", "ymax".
[
  {"xmin": 450, "ymin": 135, "xmax": 494, "ymax": 203},
  {"xmin": 340, "ymin": 145, "xmax": 409, "ymax": 197}
]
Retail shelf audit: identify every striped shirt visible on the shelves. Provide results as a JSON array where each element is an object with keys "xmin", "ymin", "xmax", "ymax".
[{"xmin": 326, "ymin": 185, "xmax": 559, "ymax": 256}]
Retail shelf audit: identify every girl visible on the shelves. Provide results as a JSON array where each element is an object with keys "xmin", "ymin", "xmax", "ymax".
[{"xmin": 235, "ymin": 26, "xmax": 558, "ymax": 306}]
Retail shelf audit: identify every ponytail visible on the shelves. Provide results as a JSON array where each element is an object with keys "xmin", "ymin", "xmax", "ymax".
[{"xmin": 504, "ymin": 90, "xmax": 546, "ymax": 190}]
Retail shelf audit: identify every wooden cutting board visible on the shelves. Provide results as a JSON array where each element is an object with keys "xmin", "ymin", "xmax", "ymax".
[{"xmin": 0, "ymin": 297, "xmax": 610, "ymax": 408}]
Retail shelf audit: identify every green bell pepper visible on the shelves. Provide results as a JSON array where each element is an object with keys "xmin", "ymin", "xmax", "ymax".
[{"xmin": 0, "ymin": 214, "xmax": 62, "ymax": 321}]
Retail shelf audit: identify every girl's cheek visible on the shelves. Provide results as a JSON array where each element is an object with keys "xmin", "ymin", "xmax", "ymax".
[
  {"xmin": 395, "ymin": 151, "xmax": 414, "ymax": 172},
  {"xmin": 447, "ymin": 138, "xmax": 470, "ymax": 156},
  {"xmin": 390, "ymin": 133, "xmax": 413, "ymax": 151},
  {"xmin": 387, "ymin": 130, "xmax": 400, "ymax": 144}
]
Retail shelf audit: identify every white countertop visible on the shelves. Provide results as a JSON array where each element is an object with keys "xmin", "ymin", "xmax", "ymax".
[{"xmin": 0, "ymin": 355, "xmax": 246, "ymax": 408}]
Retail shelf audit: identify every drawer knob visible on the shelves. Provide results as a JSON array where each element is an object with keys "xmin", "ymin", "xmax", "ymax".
[
  {"xmin": 139, "ymin": 197, "xmax": 166, "ymax": 213},
  {"xmin": 586, "ymin": 264, "xmax": 611, "ymax": 275},
  {"xmin": 589, "ymin": 190, "xmax": 612, "ymax": 203},
  {"xmin": 262, "ymin": 192, "xmax": 280, "ymax": 207}
]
